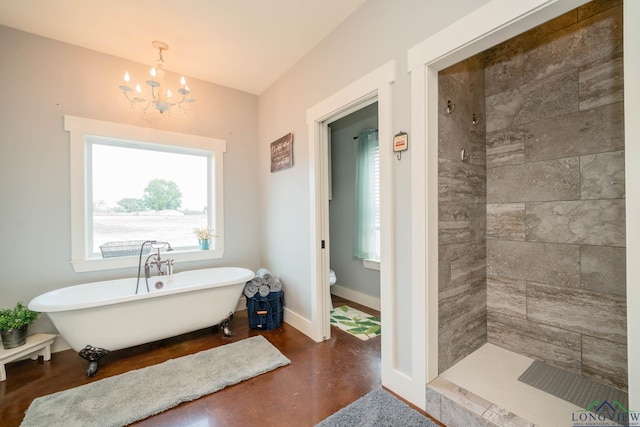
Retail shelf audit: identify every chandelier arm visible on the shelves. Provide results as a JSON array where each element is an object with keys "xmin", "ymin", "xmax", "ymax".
[{"xmin": 119, "ymin": 41, "xmax": 194, "ymax": 115}]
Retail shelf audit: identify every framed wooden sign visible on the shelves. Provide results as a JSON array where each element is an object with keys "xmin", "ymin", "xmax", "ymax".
[{"xmin": 270, "ymin": 133, "xmax": 293, "ymax": 172}]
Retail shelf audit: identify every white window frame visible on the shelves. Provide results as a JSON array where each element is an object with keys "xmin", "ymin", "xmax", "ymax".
[{"xmin": 65, "ymin": 115, "xmax": 226, "ymax": 273}]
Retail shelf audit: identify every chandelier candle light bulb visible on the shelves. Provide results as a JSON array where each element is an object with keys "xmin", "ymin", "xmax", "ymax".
[{"xmin": 119, "ymin": 41, "xmax": 195, "ymax": 115}]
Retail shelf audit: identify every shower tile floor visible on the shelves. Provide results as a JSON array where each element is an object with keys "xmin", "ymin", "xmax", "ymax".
[{"xmin": 428, "ymin": 343, "xmax": 581, "ymax": 426}]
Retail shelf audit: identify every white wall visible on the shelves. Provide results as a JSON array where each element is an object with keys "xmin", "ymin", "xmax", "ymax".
[
  {"xmin": 0, "ymin": 26, "xmax": 261, "ymax": 344},
  {"xmin": 258, "ymin": 0, "xmax": 491, "ymax": 375}
]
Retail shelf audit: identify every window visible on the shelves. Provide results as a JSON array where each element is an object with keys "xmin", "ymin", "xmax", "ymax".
[
  {"xmin": 353, "ymin": 129, "xmax": 380, "ymax": 263},
  {"xmin": 66, "ymin": 116, "xmax": 226, "ymax": 272}
]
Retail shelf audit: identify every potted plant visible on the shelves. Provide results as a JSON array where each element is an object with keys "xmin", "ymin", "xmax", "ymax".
[
  {"xmin": 0, "ymin": 302, "xmax": 40, "ymax": 349},
  {"xmin": 193, "ymin": 226, "xmax": 215, "ymax": 250}
]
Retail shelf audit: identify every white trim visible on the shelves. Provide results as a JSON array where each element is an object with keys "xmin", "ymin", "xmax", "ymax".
[
  {"xmin": 306, "ymin": 61, "xmax": 408, "ymax": 396},
  {"xmin": 624, "ymin": 0, "xmax": 640, "ymax": 410},
  {"xmin": 330, "ymin": 285, "xmax": 380, "ymax": 311},
  {"xmin": 362, "ymin": 259, "xmax": 380, "ymax": 271},
  {"xmin": 407, "ymin": 0, "xmax": 601, "ymax": 407},
  {"xmin": 65, "ymin": 116, "xmax": 226, "ymax": 272}
]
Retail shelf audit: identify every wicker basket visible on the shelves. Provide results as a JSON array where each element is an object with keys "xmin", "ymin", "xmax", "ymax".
[
  {"xmin": 247, "ymin": 291, "xmax": 284, "ymax": 330},
  {"xmin": 99, "ymin": 240, "xmax": 151, "ymax": 258}
]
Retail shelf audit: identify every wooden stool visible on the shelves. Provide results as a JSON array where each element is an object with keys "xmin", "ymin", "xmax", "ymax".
[{"xmin": 0, "ymin": 333, "xmax": 56, "ymax": 381}]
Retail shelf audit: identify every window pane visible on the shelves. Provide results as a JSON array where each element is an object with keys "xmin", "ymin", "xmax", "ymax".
[{"xmin": 91, "ymin": 143, "xmax": 209, "ymax": 254}]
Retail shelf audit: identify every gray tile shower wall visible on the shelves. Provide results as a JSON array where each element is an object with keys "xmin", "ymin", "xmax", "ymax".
[
  {"xmin": 483, "ymin": 1, "xmax": 626, "ymax": 391},
  {"xmin": 438, "ymin": 56, "xmax": 487, "ymax": 372},
  {"xmin": 438, "ymin": 0, "xmax": 626, "ymax": 391}
]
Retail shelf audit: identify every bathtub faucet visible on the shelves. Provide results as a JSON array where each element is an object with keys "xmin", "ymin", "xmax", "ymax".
[
  {"xmin": 136, "ymin": 240, "xmax": 173, "ymax": 294},
  {"xmin": 145, "ymin": 242, "xmax": 174, "ymax": 278}
]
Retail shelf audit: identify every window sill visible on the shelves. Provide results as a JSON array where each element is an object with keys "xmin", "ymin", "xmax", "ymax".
[
  {"xmin": 362, "ymin": 259, "xmax": 380, "ymax": 271},
  {"xmin": 71, "ymin": 248, "xmax": 225, "ymax": 273}
]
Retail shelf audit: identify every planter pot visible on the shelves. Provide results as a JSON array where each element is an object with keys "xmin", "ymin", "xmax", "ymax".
[
  {"xmin": 199, "ymin": 239, "xmax": 210, "ymax": 250},
  {"xmin": 1, "ymin": 325, "xmax": 29, "ymax": 349}
]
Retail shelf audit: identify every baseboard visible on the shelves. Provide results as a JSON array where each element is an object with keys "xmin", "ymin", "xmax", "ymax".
[
  {"xmin": 330, "ymin": 285, "xmax": 381, "ymax": 311},
  {"xmin": 283, "ymin": 307, "xmax": 318, "ymax": 341}
]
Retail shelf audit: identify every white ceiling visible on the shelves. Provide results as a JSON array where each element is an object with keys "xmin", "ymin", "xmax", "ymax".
[{"xmin": 0, "ymin": 0, "xmax": 366, "ymax": 95}]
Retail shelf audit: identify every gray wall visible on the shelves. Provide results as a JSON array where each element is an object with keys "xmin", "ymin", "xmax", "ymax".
[
  {"xmin": 258, "ymin": 0, "xmax": 491, "ymax": 375},
  {"xmin": 438, "ymin": 55, "xmax": 487, "ymax": 372},
  {"xmin": 329, "ymin": 103, "xmax": 380, "ymax": 299},
  {"xmin": 485, "ymin": 2, "xmax": 626, "ymax": 391},
  {"xmin": 0, "ymin": 26, "xmax": 260, "ymax": 340}
]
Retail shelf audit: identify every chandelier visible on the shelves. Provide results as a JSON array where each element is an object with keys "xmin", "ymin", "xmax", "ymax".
[{"xmin": 119, "ymin": 41, "xmax": 195, "ymax": 114}]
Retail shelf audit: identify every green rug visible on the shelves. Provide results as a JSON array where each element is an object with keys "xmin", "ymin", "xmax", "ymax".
[
  {"xmin": 21, "ymin": 336, "xmax": 290, "ymax": 427},
  {"xmin": 330, "ymin": 305, "xmax": 381, "ymax": 340}
]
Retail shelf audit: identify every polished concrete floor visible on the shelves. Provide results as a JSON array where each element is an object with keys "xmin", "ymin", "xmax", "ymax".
[{"xmin": 0, "ymin": 296, "xmax": 434, "ymax": 426}]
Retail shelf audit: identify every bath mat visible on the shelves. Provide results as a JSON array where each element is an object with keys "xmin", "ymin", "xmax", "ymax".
[
  {"xmin": 518, "ymin": 360, "xmax": 628, "ymax": 412},
  {"xmin": 330, "ymin": 305, "xmax": 381, "ymax": 340},
  {"xmin": 315, "ymin": 388, "xmax": 438, "ymax": 426},
  {"xmin": 21, "ymin": 335, "xmax": 290, "ymax": 427}
]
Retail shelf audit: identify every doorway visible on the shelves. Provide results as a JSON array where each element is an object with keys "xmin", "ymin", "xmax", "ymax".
[
  {"xmin": 306, "ymin": 60, "xmax": 412, "ymax": 400},
  {"xmin": 327, "ymin": 102, "xmax": 381, "ymax": 312}
]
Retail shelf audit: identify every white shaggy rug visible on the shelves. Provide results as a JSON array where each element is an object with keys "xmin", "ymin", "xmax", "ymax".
[{"xmin": 21, "ymin": 335, "xmax": 290, "ymax": 427}]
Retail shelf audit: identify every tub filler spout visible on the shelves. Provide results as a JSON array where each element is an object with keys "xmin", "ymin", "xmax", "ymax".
[{"xmin": 137, "ymin": 240, "xmax": 174, "ymax": 294}]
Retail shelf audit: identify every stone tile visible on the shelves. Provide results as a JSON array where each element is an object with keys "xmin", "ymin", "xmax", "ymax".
[
  {"xmin": 523, "ymin": 6, "xmax": 622, "ymax": 82},
  {"xmin": 487, "ymin": 158, "xmax": 579, "ymax": 204},
  {"xmin": 487, "ymin": 312, "xmax": 582, "ymax": 373},
  {"xmin": 525, "ymin": 200, "xmax": 625, "ymax": 246},
  {"xmin": 482, "ymin": 404, "xmax": 535, "ymax": 427},
  {"xmin": 439, "ymin": 158, "xmax": 486, "ymax": 204},
  {"xmin": 483, "ymin": 11, "xmax": 577, "ymax": 62},
  {"xmin": 524, "ymin": 102, "xmax": 625, "ymax": 162},
  {"xmin": 487, "ymin": 275, "xmax": 526, "ymax": 319},
  {"xmin": 439, "ymin": 201, "xmax": 485, "ymax": 244},
  {"xmin": 439, "ymin": 221, "xmax": 472, "ymax": 245},
  {"xmin": 486, "ymin": 127, "xmax": 525, "ymax": 168},
  {"xmin": 486, "ymin": 240, "xmax": 580, "ymax": 287},
  {"xmin": 578, "ymin": 0, "xmax": 622, "ymax": 22},
  {"xmin": 439, "ymin": 313, "xmax": 486, "ymax": 372},
  {"xmin": 486, "ymin": 70, "xmax": 578, "ymax": 133},
  {"xmin": 439, "ymin": 247, "xmax": 453, "ymax": 291},
  {"xmin": 486, "ymin": 203, "xmax": 525, "ymax": 241},
  {"xmin": 582, "ymin": 335, "xmax": 628, "ymax": 391},
  {"xmin": 425, "ymin": 386, "xmax": 442, "ymax": 421},
  {"xmin": 447, "ymin": 240, "xmax": 486, "ymax": 290},
  {"xmin": 581, "ymin": 245, "xmax": 626, "ymax": 296},
  {"xmin": 428, "ymin": 377, "xmax": 492, "ymax": 416},
  {"xmin": 487, "ymin": 157, "xmax": 580, "ymax": 203},
  {"xmin": 440, "ymin": 57, "xmax": 486, "ymax": 164},
  {"xmin": 485, "ymin": 87, "xmax": 524, "ymax": 133},
  {"xmin": 439, "ymin": 281, "xmax": 486, "ymax": 334},
  {"xmin": 439, "ymin": 391, "xmax": 495, "ymax": 427},
  {"xmin": 527, "ymin": 282, "xmax": 627, "ymax": 344},
  {"xmin": 579, "ymin": 54, "xmax": 624, "ymax": 110},
  {"xmin": 485, "ymin": 48, "xmax": 524, "ymax": 97},
  {"xmin": 580, "ymin": 150, "xmax": 625, "ymax": 199}
]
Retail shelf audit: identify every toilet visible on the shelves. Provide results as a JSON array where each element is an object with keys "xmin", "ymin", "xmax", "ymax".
[{"xmin": 329, "ymin": 269, "xmax": 337, "ymax": 286}]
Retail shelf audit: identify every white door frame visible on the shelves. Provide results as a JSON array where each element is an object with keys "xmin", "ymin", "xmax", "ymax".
[
  {"xmin": 307, "ymin": 60, "xmax": 410, "ymax": 394},
  {"xmin": 408, "ymin": 0, "xmax": 639, "ymax": 410}
]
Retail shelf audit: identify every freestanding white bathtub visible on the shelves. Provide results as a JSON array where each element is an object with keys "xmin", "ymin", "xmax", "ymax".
[{"xmin": 29, "ymin": 267, "xmax": 254, "ymax": 375}]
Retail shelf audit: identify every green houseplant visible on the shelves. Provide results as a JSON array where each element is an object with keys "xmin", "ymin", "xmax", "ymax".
[{"xmin": 0, "ymin": 302, "xmax": 40, "ymax": 349}]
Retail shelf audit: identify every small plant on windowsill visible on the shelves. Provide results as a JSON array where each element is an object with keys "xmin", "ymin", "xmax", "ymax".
[
  {"xmin": 0, "ymin": 302, "xmax": 40, "ymax": 349},
  {"xmin": 193, "ymin": 227, "xmax": 216, "ymax": 250}
]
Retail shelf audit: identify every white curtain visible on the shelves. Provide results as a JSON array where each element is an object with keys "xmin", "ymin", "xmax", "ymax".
[{"xmin": 353, "ymin": 129, "xmax": 380, "ymax": 261}]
